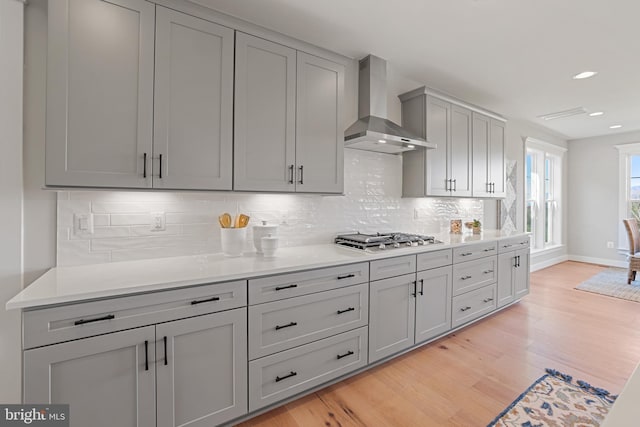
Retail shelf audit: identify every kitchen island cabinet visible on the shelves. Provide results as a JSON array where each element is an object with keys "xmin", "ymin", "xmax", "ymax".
[{"xmin": 497, "ymin": 236, "xmax": 531, "ymax": 307}]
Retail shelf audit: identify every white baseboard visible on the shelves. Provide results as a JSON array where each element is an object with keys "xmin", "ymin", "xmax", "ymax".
[
  {"xmin": 568, "ymin": 255, "xmax": 627, "ymax": 269},
  {"xmin": 530, "ymin": 255, "xmax": 569, "ymax": 272}
]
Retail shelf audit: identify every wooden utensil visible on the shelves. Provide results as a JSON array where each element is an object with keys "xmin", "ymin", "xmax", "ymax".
[
  {"xmin": 235, "ymin": 214, "xmax": 250, "ymax": 228},
  {"xmin": 218, "ymin": 213, "xmax": 232, "ymax": 228}
]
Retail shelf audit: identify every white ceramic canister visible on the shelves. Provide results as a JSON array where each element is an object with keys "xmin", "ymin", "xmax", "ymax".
[
  {"xmin": 253, "ymin": 221, "xmax": 278, "ymax": 254},
  {"xmin": 261, "ymin": 234, "xmax": 279, "ymax": 258},
  {"xmin": 220, "ymin": 227, "xmax": 246, "ymax": 257}
]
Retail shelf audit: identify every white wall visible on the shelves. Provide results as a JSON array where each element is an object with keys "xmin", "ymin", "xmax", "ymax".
[
  {"xmin": 0, "ymin": 0, "xmax": 25, "ymax": 403},
  {"xmin": 567, "ymin": 130, "xmax": 640, "ymax": 266}
]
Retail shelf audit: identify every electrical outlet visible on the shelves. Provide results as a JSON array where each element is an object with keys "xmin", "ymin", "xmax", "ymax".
[
  {"xmin": 73, "ymin": 213, "xmax": 94, "ymax": 235},
  {"xmin": 607, "ymin": 241, "xmax": 614, "ymax": 249},
  {"xmin": 150, "ymin": 212, "xmax": 166, "ymax": 231}
]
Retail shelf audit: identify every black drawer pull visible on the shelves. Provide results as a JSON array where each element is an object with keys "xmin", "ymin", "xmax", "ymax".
[
  {"xmin": 337, "ymin": 273, "xmax": 356, "ymax": 280},
  {"xmin": 483, "ymin": 247, "xmax": 495, "ymax": 252},
  {"xmin": 337, "ymin": 350, "xmax": 354, "ymax": 360},
  {"xmin": 502, "ymin": 244, "xmax": 512, "ymax": 249},
  {"xmin": 191, "ymin": 296, "xmax": 220, "ymax": 305},
  {"xmin": 460, "ymin": 252, "xmax": 473, "ymax": 256},
  {"xmin": 275, "ymin": 321, "xmax": 297, "ymax": 330},
  {"xmin": 483, "ymin": 298, "xmax": 494, "ymax": 303},
  {"xmin": 144, "ymin": 340, "xmax": 149, "ymax": 371},
  {"xmin": 164, "ymin": 336, "xmax": 168, "ymax": 366},
  {"xmin": 275, "ymin": 284, "xmax": 298, "ymax": 291},
  {"xmin": 74, "ymin": 314, "xmax": 115, "ymax": 326},
  {"xmin": 337, "ymin": 307, "xmax": 355, "ymax": 315},
  {"xmin": 460, "ymin": 306, "xmax": 472, "ymax": 312},
  {"xmin": 483, "ymin": 270, "xmax": 494, "ymax": 274},
  {"xmin": 460, "ymin": 275, "xmax": 472, "ymax": 281},
  {"xmin": 275, "ymin": 371, "xmax": 297, "ymax": 382}
]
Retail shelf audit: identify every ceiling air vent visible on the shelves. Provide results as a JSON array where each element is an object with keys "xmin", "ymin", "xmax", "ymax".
[{"xmin": 537, "ymin": 107, "xmax": 588, "ymax": 121}]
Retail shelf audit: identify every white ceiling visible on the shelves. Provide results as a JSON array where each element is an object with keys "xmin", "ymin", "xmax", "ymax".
[{"xmin": 197, "ymin": 0, "xmax": 640, "ymax": 140}]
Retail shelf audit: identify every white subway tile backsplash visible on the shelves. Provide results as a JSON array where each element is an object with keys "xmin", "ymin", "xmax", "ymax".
[{"xmin": 57, "ymin": 150, "xmax": 484, "ymax": 266}]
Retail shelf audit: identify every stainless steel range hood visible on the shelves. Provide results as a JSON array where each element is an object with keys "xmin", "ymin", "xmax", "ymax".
[{"xmin": 344, "ymin": 55, "xmax": 436, "ymax": 154}]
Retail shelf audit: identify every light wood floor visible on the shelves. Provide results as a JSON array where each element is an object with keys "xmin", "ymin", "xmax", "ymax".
[{"xmin": 237, "ymin": 261, "xmax": 640, "ymax": 426}]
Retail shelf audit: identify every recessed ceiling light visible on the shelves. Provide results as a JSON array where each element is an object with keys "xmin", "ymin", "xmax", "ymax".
[
  {"xmin": 377, "ymin": 139, "xmax": 386, "ymax": 144},
  {"xmin": 573, "ymin": 71, "xmax": 598, "ymax": 80},
  {"xmin": 610, "ymin": 125, "xmax": 623, "ymax": 129},
  {"xmin": 589, "ymin": 111, "xmax": 604, "ymax": 117}
]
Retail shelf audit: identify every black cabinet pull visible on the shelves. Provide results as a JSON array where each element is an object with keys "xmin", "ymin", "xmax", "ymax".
[
  {"xmin": 446, "ymin": 179, "xmax": 451, "ymax": 191},
  {"xmin": 483, "ymin": 297, "xmax": 494, "ymax": 303},
  {"xmin": 483, "ymin": 270, "xmax": 494, "ymax": 274},
  {"xmin": 288, "ymin": 164, "xmax": 294, "ymax": 184},
  {"xmin": 275, "ymin": 371, "xmax": 297, "ymax": 383},
  {"xmin": 158, "ymin": 154, "xmax": 163, "ymax": 179},
  {"xmin": 143, "ymin": 153, "xmax": 147, "ymax": 178},
  {"xmin": 191, "ymin": 296, "xmax": 220, "ymax": 305},
  {"xmin": 298, "ymin": 165, "xmax": 304, "ymax": 184},
  {"xmin": 74, "ymin": 314, "xmax": 115, "ymax": 326},
  {"xmin": 419, "ymin": 279, "xmax": 424, "ymax": 295},
  {"xmin": 275, "ymin": 321, "xmax": 297, "ymax": 331},
  {"xmin": 411, "ymin": 281, "xmax": 417, "ymax": 297},
  {"xmin": 144, "ymin": 340, "xmax": 149, "ymax": 371},
  {"xmin": 275, "ymin": 284, "xmax": 297, "ymax": 291},
  {"xmin": 515, "ymin": 255, "xmax": 521, "ymax": 267},
  {"xmin": 452, "ymin": 178, "xmax": 457, "ymax": 191},
  {"xmin": 460, "ymin": 252, "xmax": 472, "ymax": 257},
  {"xmin": 337, "ymin": 274, "xmax": 355, "ymax": 280},
  {"xmin": 337, "ymin": 307, "xmax": 355, "ymax": 315},
  {"xmin": 460, "ymin": 275, "xmax": 472, "ymax": 281},
  {"xmin": 337, "ymin": 350, "xmax": 354, "ymax": 360},
  {"xmin": 483, "ymin": 247, "xmax": 495, "ymax": 252},
  {"xmin": 164, "ymin": 336, "xmax": 168, "ymax": 366},
  {"xmin": 460, "ymin": 306, "xmax": 472, "ymax": 312}
]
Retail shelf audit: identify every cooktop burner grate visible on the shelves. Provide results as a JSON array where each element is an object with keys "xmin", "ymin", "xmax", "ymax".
[{"xmin": 335, "ymin": 232, "xmax": 441, "ymax": 251}]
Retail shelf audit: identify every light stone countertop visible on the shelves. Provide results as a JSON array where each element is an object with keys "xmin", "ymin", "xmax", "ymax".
[{"xmin": 7, "ymin": 229, "xmax": 528, "ymax": 310}]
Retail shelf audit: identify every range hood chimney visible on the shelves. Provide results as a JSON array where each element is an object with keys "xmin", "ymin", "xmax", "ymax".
[{"xmin": 344, "ymin": 55, "xmax": 436, "ymax": 154}]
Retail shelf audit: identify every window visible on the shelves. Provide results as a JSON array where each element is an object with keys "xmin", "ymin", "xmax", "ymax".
[
  {"xmin": 616, "ymin": 143, "xmax": 640, "ymax": 248},
  {"xmin": 525, "ymin": 138, "xmax": 565, "ymax": 251}
]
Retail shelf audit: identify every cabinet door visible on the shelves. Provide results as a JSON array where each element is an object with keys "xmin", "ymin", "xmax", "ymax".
[
  {"xmin": 296, "ymin": 52, "xmax": 345, "ymax": 193},
  {"xmin": 234, "ymin": 33, "xmax": 296, "ymax": 191},
  {"xmin": 415, "ymin": 266, "xmax": 452, "ymax": 344},
  {"xmin": 472, "ymin": 112, "xmax": 491, "ymax": 197},
  {"xmin": 369, "ymin": 274, "xmax": 416, "ymax": 363},
  {"xmin": 497, "ymin": 251, "xmax": 516, "ymax": 308},
  {"xmin": 156, "ymin": 308, "xmax": 247, "ymax": 427},
  {"xmin": 45, "ymin": 0, "xmax": 154, "ymax": 188},
  {"xmin": 153, "ymin": 7, "xmax": 233, "ymax": 190},
  {"xmin": 514, "ymin": 248, "xmax": 530, "ymax": 299},
  {"xmin": 425, "ymin": 96, "xmax": 451, "ymax": 196},
  {"xmin": 24, "ymin": 326, "xmax": 156, "ymax": 427},
  {"xmin": 489, "ymin": 119, "xmax": 507, "ymax": 197},
  {"xmin": 449, "ymin": 105, "xmax": 472, "ymax": 196}
]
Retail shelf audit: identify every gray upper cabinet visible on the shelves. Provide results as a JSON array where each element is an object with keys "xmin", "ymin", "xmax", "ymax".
[
  {"xmin": 45, "ymin": 0, "xmax": 155, "ymax": 188},
  {"xmin": 234, "ymin": 34, "xmax": 345, "ymax": 193},
  {"xmin": 24, "ymin": 326, "xmax": 157, "ymax": 427},
  {"xmin": 401, "ymin": 93, "xmax": 472, "ymax": 197},
  {"xmin": 472, "ymin": 112, "xmax": 506, "ymax": 198},
  {"xmin": 295, "ymin": 52, "xmax": 345, "ymax": 194},
  {"xmin": 234, "ymin": 33, "xmax": 296, "ymax": 192},
  {"xmin": 153, "ymin": 6, "xmax": 234, "ymax": 190}
]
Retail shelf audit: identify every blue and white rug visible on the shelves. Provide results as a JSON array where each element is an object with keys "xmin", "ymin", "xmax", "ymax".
[{"xmin": 576, "ymin": 268, "xmax": 640, "ymax": 303}]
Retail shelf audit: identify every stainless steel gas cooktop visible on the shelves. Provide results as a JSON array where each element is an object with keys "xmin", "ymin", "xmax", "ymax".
[{"xmin": 334, "ymin": 232, "xmax": 442, "ymax": 252}]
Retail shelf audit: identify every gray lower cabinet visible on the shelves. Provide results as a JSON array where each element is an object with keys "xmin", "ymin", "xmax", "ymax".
[
  {"xmin": 368, "ymin": 273, "xmax": 416, "ymax": 363},
  {"xmin": 451, "ymin": 284, "xmax": 497, "ymax": 328},
  {"xmin": 24, "ymin": 326, "xmax": 157, "ymax": 427},
  {"xmin": 24, "ymin": 308, "xmax": 247, "ymax": 427},
  {"xmin": 415, "ymin": 265, "xmax": 453, "ymax": 344},
  {"xmin": 514, "ymin": 248, "xmax": 531, "ymax": 299},
  {"xmin": 497, "ymin": 239, "xmax": 531, "ymax": 307}
]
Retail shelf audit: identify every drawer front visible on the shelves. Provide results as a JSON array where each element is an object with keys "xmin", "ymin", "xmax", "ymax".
[
  {"xmin": 498, "ymin": 236, "xmax": 530, "ymax": 254},
  {"xmin": 249, "ymin": 326, "xmax": 368, "ymax": 411},
  {"xmin": 452, "ymin": 257, "xmax": 497, "ymax": 296},
  {"xmin": 370, "ymin": 255, "xmax": 416, "ymax": 281},
  {"xmin": 452, "ymin": 241, "xmax": 498, "ymax": 263},
  {"xmin": 248, "ymin": 283, "xmax": 368, "ymax": 359},
  {"xmin": 417, "ymin": 249, "xmax": 453, "ymax": 271},
  {"xmin": 452, "ymin": 284, "xmax": 497, "ymax": 328},
  {"xmin": 23, "ymin": 280, "xmax": 247, "ymax": 349},
  {"xmin": 248, "ymin": 262, "xmax": 369, "ymax": 305}
]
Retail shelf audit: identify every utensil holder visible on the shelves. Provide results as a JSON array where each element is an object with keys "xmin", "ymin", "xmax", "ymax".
[{"xmin": 220, "ymin": 228, "xmax": 246, "ymax": 257}]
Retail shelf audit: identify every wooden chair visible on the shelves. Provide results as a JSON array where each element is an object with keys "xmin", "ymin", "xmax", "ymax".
[{"xmin": 622, "ymin": 218, "xmax": 640, "ymax": 284}]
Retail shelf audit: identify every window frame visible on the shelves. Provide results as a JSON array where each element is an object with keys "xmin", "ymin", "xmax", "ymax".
[{"xmin": 616, "ymin": 143, "xmax": 640, "ymax": 250}]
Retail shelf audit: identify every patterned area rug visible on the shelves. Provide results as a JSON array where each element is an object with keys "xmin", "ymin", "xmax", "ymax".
[
  {"xmin": 575, "ymin": 268, "xmax": 640, "ymax": 303},
  {"xmin": 488, "ymin": 369, "xmax": 617, "ymax": 427}
]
